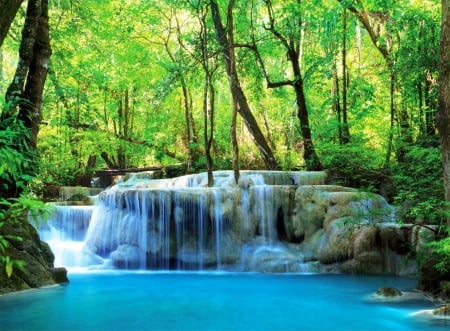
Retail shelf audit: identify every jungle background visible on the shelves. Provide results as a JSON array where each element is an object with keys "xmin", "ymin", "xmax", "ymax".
[{"xmin": 1, "ymin": 0, "xmax": 450, "ymax": 290}]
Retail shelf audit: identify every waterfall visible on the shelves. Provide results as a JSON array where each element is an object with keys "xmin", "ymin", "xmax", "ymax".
[
  {"xmin": 39, "ymin": 171, "xmax": 356, "ymax": 270},
  {"xmin": 252, "ymin": 185, "xmax": 276, "ymax": 245},
  {"xmin": 213, "ymin": 190, "xmax": 224, "ymax": 268},
  {"xmin": 173, "ymin": 190, "xmax": 209, "ymax": 270},
  {"xmin": 37, "ymin": 205, "xmax": 94, "ymax": 267}
]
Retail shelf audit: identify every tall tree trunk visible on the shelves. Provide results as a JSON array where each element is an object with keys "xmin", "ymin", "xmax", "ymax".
[
  {"xmin": 332, "ymin": 61, "xmax": 343, "ymax": 142},
  {"xmin": 199, "ymin": 3, "xmax": 215, "ymax": 186},
  {"xmin": 227, "ymin": 0, "xmax": 240, "ymax": 183},
  {"xmin": 341, "ymin": 7, "xmax": 350, "ymax": 144},
  {"xmin": 385, "ymin": 71, "xmax": 395, "ymax": 167},
  {"xmin": 5, "ymin": 0, "xmax": 51, "ymax": 151},
  {"xmin": 19, "ymin": 0, "xmax": 51, "ymax": 150},
  {"xmin": 425, "ymin": 78, "xmax": 437, "ymax": 136},
  {"xmin": 210, "ymin": 0, "xmax": 280, "ymax": 170},
  {"xmin": 437, "ymin": 0, "xmax": 450, "ymax": 224},
  {"xmin": 0, "ymin": 48, "xmax": 3, "ymax": 96},
  {"xmin": 0, "ymin": 0, "xmax": 24, "ymax": 47},
  {"xmin": 290, "ymin": 54, "xmax": 322, "ymax": 170},
  {"xmin": 337, "ymin": 1, "xmax": 402, "ymax": 167},
  {"xmin": 4, "ymin": 0, "xmax": 42, "ymax": 117}
]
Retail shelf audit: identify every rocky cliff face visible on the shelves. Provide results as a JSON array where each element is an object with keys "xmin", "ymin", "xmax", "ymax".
[{"xmin": 0, "ymin": 216, "xmax": 68, "ymax": 294}]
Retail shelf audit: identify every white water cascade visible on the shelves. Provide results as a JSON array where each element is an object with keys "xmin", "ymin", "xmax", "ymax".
[
  {"xmin": 36, "ymin": 171, "xmax": 323, "ymax": 271},
  {"xmin": 36, "ymin": 170, "xmax": 418, "ymax": 275}
]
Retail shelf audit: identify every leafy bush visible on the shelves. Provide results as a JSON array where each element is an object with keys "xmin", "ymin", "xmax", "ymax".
[
  {"xmin": 392, "ymin": 144, "xmax": 446, "ymax": 225},
  {"xmin": 318, "ymin": 138, "xmax": 386, "ymax": 194}
]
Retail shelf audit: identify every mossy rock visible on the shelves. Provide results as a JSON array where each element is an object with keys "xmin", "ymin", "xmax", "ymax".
[
  {"xmin": 0, "ymin": 216, "xmax": 67, "ymax": 294},
  {"xmin": 376, "ymin": 286, "xmax": 402, "ymax": 297},
  {"xmin": 52, "ymin": 267, "xmax": 69, "ymax": 284}
]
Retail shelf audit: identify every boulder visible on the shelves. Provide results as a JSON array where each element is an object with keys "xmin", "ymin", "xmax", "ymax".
[
  {"xmin": 0, "ymin": 216, "xmax": 67, "ymax": 294},
  {"xmin": 317, "ymin": 218, "xmax": 354, "ymax": 264},
  {"xmin": 376, "ymin": 286, "xmax": 403, "ymax": 297}
]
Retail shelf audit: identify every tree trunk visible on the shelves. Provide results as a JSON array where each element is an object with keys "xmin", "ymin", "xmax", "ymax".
[
  {"xmin": 4, "ymin": 0, "xmax": 51, "ymax": 151},
  {"xmin": 0, "ymin": 49, "xmax": 3, "ymax": 96},
  {"xmin": 425, "ymin": 78, "xmax": 437, "ymax": 135},
  {"xmin": 341, "ymin": 7, "xmax": 350, "ymax": 144},
  {"xmin": 0, "ymin": 0, "xmax": 50, "ymax": 200},
  {"xmin": 332, "ymin": 61, "xmax": 342, "ymax": 142},
  {"xmin": 4, "ymin": 0, "xmax": 42, "ymax": 117},
  {"xmin": 290, "ymin": 54, "xmax": 322, "ymax": 171},
  {"xmin": 210, "ymin": 0, "xmax": 280, "ymax": 170},
  {"xmin": 385, "ymin": 71, "xmax": 395, "ymax": 167},
  {"xmin": 437, "ymin": 0, "xmax": 450, "ymax": 224},
  {"xmin": 0, "ymin": 0, "xmax": 24, "ymax": 47},
  {"xmin": 252, "ymin": 0, "xmax": 321, "ymax": 170},
  {"xmin": 199, "ymin": 3, "xmax": 215, "ymax": 186},
  {"xmin": 19, "ymin": 0, "xmax": 51, "ymax": 150},
  {"xmin": 226, "ymin": 0, "xmax": 240, "ymax": 183}
]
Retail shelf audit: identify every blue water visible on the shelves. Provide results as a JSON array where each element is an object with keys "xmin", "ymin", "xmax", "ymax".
[{"xmin": 0, "ymin": 272, "xmax": 448, "ymax": 331}]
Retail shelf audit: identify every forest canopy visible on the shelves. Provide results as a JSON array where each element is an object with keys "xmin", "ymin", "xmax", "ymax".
[{"xmin": 0, "ymin": 1, "xmax": 446, "ymax": 218}]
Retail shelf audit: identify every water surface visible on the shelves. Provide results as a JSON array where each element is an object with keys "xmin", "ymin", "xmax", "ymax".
[{"xmin": 0, "ymin": 272, "xmax": 446, "ymax": 331}]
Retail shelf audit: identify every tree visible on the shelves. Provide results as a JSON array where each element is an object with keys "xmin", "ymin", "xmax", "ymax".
[
  {"xmin": 0, "ymin": 0, "xmax": 24, "ymax": 47},
  {"xmin": 1, "ymin": 0, "xmax": 51, "ymax": 198},
  {"xmin": 437, "ymin": 0, "xmax": 450, "ymax": 221},
  {"xmin": 336, "ymin": 0, "xmax": 399, "ymax": 166},
  {"xmin": 251, "ymin": 0, "xmax": 322, "ymax": 170},
  {"xmin": 339, "ymin": 7, "xmax": 351, "ymax": 144},
  {"xmin": 3, "ymin": 0, "xmax": 51, "ymax": 151},
  {"xmin": 210, "ymin": 0, "xmax": 280, "ymax": 171},
  {"xmin": 195, "ymin": 1, "xmax": 217, "ymax": 186},
  {"xmin": 153, "ymin": 6, "xmax": 200, "ymax": 171}
]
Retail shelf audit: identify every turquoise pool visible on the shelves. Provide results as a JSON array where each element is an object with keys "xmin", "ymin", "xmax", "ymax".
[{"xmin": 0, "ymin": 272, "xmax": 446, "ymax": 331}]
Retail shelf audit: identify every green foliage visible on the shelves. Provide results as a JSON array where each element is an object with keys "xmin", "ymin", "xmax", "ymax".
[
  {"xmin": 0, "ymin": 115, "xmax": 35, "ymax": 193},
  {"xmin": 0, "ymin": 110, "xmax": 52, "ymax": 277},
  {"xmin": 318, "ymin": 136, "xmax": 385, "ymax": 192},
  {"xmin": 392, "ymin": 144, "xmax": 445, "ymax": 225},
  {"xmin": 428, "ymin": 233, "xmax": 450, "ymax": 274}
]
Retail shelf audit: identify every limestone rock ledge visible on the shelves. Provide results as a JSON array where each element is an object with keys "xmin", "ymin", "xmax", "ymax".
[{"xmin": 0, "ymin": 216, "xmax": 68, "ymax": 295}]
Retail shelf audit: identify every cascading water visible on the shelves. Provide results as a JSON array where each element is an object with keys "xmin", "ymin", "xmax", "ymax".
[
  {"xmin": 37, "ymin": 205, "xmax": 94, "ymax": 267},
  {"xmin": 35, "ymin": 170, "xmax": 417, "ymax": 275},
  {"xmin": 37, "ymin": 171, "xmax": 316, "ymax": 271}
]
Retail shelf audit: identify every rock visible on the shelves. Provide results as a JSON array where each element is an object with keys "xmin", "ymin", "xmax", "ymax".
[
  {"xmin": 52, "ymin": 267, "xmax": 69, "ymax": 284},
  {"xmin": 340, "ymin": 250, "xmax": 384, "ymax": 274},
  {"xmin": 317, "ymin": 219, "xmax": 353, "ymax": 264},
  {"xmin": 0, "ymin": 216, "xmax": 64, "ymax": 294},
  {"xmin": 292, "ymin": 185, "xmax": 351, "ymax": 240},
  {"xmin": 243, "ymin": 244, "xmax": 303, "ymax": 272},
  {"xmin": 357, "ymin": 250, "xmax": 384, "ymax": 274},
  {"xmin": 376, "ymin": 286, "xmax": 402, "ymax": 297},
  {"xmin": 353, "ymin": 225, "xmax": 378, "ymax": 256}
]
